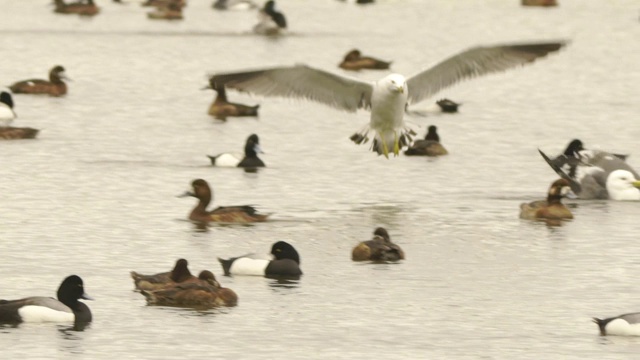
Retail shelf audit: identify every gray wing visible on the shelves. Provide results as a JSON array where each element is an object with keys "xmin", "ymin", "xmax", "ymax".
[
  {"xmin": 209, "ymin": 64, "xmax": 374, "ymax": 112},
  {"xmin": 406, "ymin": 42, "xmax": 566, "ymax": 105},
  {"xmin": 618, "ymin": 312, "xmax": 640, "ymax": 324},
  {"xmin": 588, "ymin": 151, "xmax": 640, "ymax": 179}
]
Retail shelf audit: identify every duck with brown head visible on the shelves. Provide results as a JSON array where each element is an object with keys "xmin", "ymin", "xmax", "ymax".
[
  {"xmin": 207, "ymin": 85, "xmax": 259, "ymax": 121},
  {"xmin": 404, "ymin": 125, "xmax": 447, "ymax": 156},
  {"xmin": 141, "ymin": 270, "xmax": 238, "ymax": 308},
  {"xmin": 520, "ymin": 178, "xmax": 573, "ymax": 220},
  {"xmin": 130, "ymin": 258, "xmax": 201, "ymax": 291},
  {"xmin": 9, "ymin": 65, "xmax": 69, "ymax": 97},
  {"xmin": 339, "ymin": 49, "xmax": 391, "ymax": 71},
  {"xmin": 352, "ymin": 227, "xmax": 405, "ymax": 262},
  {"xmin": 180, "ymin": 179, "xmax": 270, "ymax": 224},
  {"xmin": 54, "ymin": 0, "xmax": 100, "ymax": 16}
]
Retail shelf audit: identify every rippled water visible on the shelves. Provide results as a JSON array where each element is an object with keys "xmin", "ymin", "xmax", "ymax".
[{"xmin": 1, "ymin": 0, "xmax": 640, "ymax": 358}]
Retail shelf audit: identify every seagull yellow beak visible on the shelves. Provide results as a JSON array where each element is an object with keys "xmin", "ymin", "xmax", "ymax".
[
  {"xmin": 397, "ymin": 86, "xmax": 404, "ymax": 94},
  {"xmin": 632, "ymin": 181, "xmax": 640, "ymax": 188}
]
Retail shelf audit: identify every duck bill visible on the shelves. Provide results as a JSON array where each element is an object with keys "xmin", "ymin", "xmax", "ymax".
[
  {"xmin": 254, "ymin": 144, "xmax": 264, "ymax": 154},
  {"xmin": 81, "ymin": 292, "xmax": 94, "ymax": 301},
  {"xmin": 177, "ymin": 191, "xmax": 195, "ymax": 198}
]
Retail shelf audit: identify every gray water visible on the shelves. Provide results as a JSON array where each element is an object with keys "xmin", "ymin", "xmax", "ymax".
[{"xmin": 1, "ymin": 0, "xmax": 640, "ymax": 358}]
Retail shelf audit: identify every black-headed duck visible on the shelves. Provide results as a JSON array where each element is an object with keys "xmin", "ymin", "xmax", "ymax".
[
  {"xmin": 130, "ymin": 258, "xmax": 200, "ymax": 291},
  {"xmin": 436, "ymin": 98, "xmax": 461, "ymax": 113},
  {"xmin": 519, "ymin": 178, "xmax": 573, "ymax": 220},
  {"xmin": 0, "ymin": 275, "xmax": 92, "ymax": 324},
  {"xmin": 339, "ymin": 49, "xmax": 391, "ymax": 71},
  {"xmin": 539, "ymin": 143, "xmax": 640, "ymax": 200},
  {"xmin": 54, "ymin": 0, "xmax": 100, "ymax": 16},
  {"xmin": 141, "ymin": 270, "xmax": 238, "ymax": 308},
  {"xmin": 0, "ymin": 91, "xmax": 39, "ymax": 140},
  {"xmin": 253, "ymin": 0, "xmax": 287, "ymax": 35},
  {"xmin": 404, "ymin": 125, "xmax": 447, "ymax": 156},
  {"xmin": 9, "ymin": 65, "xmax": 68, "ymax": 97},
  {"xmin": 593, "ymin": 312, "xmax": 640, "ymax": 336},
  {"xmin": 213, "ymin": 0, "xmax": 257, "ymax": 10},
  {"xmin": 207, "ymin": 85, "xmax": 259, "ymax": 121},
  {"xmin": 208, "ymin": 134, "xmax": 265, "ymax": 168},
  {"xmin": 218, "ymin": 241, "xmax": 302, "ymax": 278},
  {"xmin": 352, "ymin": 227, "xmax": 405, "ymax": 262},
  {"xmin": 180, "ymin": 179, "xmax": 270, "ymax": 223}
]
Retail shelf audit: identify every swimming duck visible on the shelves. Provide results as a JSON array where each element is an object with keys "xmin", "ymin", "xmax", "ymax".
[
  {"xmin": 208, "ymin": 134, "xmax": 265, "ymax": 168},
  {"xmin": 593, "ymin": 312, "xmax": 640, "ymax": 336},
  {"xmin": 338, "ymin": 49, "xmax": 391, "ymax": 71},
  {"xmin": 522, "ymin": 0, "xmax": 557, "ymax": 6},
  {"xmin": 141, "ymin": 270, "xmax": 237, "ymax": 308},
  {"xmin": 218, "ymin": 241, "xmax": 302, "ymax": 278},
  {"xmin": 213, "ymin": 0, "xmax": 257, "ymax": 10},
  {"xmin": 519, "ymin": 178, "xmax": 573, "ymax": 220},
  {"xmin": 180, "ymin": 179, "xmax": 269, "ymax": 223},
  {"xmin": 539, "ymin": 145, "xmax": 640, "ymax": 200},
  {"xmin": 142, "ymin": 0, "xmax": 185, "ymax": 7},
  {"xmin": 9, "ymin": 65, "xmax": 68, "ymax": 97},
  {"xmin": 147, "ymin": 1, "xmax": 183, "ymax": 20},
  {"xmin": 352, "ymin": 227, "xmax": 405, "ymax": 262},
  {"xmin": 207, "ymin": 85, "xmax": 259, "ymax": 121},
  {"xmin": 0, "ymin": 92, "xmax": 39, "ymax": 140},
  {"xmin": 404, "ymin": 125, "xmax": 448, "ymax": 156},
  {"xmin": 253, "ymin": 0, "xmax": 287, "ymax": 35},
  {"xmin": 436, "ymin": 98, "xmax": 461, "ymax": 113},
  {"xmin": 130, "ymin": 258, "xmax": 202, "ymax": 291},
  {"xmin": 0, "ymin": 275, "xmax": 92, "ymax": 324},
  {"xmin": 53, "ymin": 0, "xmax": 100, "ymax": 16}
]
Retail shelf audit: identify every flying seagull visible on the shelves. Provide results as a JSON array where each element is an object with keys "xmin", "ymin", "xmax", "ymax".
[{"xmin": 209, "ymin": 41, "xmax": 566, "ymax": 158}]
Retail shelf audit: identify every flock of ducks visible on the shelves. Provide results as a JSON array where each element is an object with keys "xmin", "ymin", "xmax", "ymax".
[{"xmin": 2, "ymin": 0, "xmax": 639, "ymax": 338}]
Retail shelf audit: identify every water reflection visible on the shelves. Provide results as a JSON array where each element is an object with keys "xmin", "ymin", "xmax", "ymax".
[{"xmin": 267, "ymin": 277, "xmax": 300, "ymax": 291}]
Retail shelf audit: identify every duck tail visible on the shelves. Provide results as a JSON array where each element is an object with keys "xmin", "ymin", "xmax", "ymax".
[
  {"xmin": 592, "ymin": 317, "xmax": 606, "ymax": 336},
  {"xmin": 217, "ymin": 257, "xmax": 233, "ymax": 276},
  {"xmin": 140, "ymin": 289, "xmax": 157, "ymax": 304}
]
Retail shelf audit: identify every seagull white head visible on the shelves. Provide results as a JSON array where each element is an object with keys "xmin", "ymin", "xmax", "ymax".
[
  {"xmin": 383, "ymin": 74, "xmax": 407, "ymax": 94},
  {"xmin": 606, "ymin": 170, "xmax": 640, "ymax": 200}
]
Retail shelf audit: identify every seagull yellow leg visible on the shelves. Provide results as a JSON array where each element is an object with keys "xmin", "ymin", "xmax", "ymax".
[
  {"xmin": 380, "ymin": 131, "xmax": 390, "ymax": 159},
  {"xmin": 393, "ymin": 131, "xmax": 400, "ymax": 156}
]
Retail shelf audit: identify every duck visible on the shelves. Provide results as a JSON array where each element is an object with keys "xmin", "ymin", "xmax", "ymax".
[
  {"xmin": 338, "ymin": 49, "xmax": 391, "ymax": 71},
  {"xmin": 519, "ymin": 178, "xmax": 573, "ymax": 220},
  {"xmin": 539, "ymin": 144, "xmax": 640, "ymax": 200},
  {"xmin": 180, "ymin": 178, "xmax": 269, "ymax": 223},
  {"xmin": 218, "ymin": 241, "xmax": 302, "ymax": 278},
  {"xmin": 436, "ymin": 98, "xmax": 461, "ymax": 113},
  {"xmin": 9, "ymin": 65, "xmax": 68, "ymax": 97},
  {"xmin": 352, "ymin": 227, "xmax": 405, "ymax": 262},
  {"xmin": 0, "ymin": 91, "xmax": 39, "ymax": 140},
  {"xmin": 130, "ymin": 258, "xmax": 203, "ymax": 291},
  {"xmin": 213, "ymin": 0, "xmax": 257, "ymax": 10},
  {"xmin": 147, "ymin": 1, "xmax": 183, "ymax": 20},
  {"xmin": 521, "ymin": 0, "xmax": 557, "ymax": 6},
  {"xmin": 253, "ymin": 0, "xmax": 287, "ymax": 35},
  {"xmin": 53, "ymin": 0, "xmax": 100, "ymax": 16},
  {"xmin": 593, "ymin": 312, "xmax": 640, "ymax": 336},
  {"xmin": 141, "ymin": 270, "xmax": 237, "ymax": 308},
  {"xmin": 207, "ymin": 134, "xmax": 265, "ymax": 168},
  {"xmin": 142, "ymin": 0, "xmax": 185, "ymax": 7},
  {"xmin": 404, "ymin": 125, "xmax": 448, "ymax": 156},
  {"xmin": 207, "ymin": 85, "xmax": 259, "ymax": 121},
  {"xmin": 0, "ymin": 275, "xmax": 92, "ymax": 324}
]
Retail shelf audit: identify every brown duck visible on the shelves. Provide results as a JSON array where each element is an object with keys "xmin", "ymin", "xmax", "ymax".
[
  {"xmin": 54, "ymin": 0, "xmax": 100, "ymax": 16},
  {"xmin": 130, "ymin": 259, "xmax": 201, "ymax": 291},
  {"xmin": 141, "ymin": 270, "xmax": 238, "ymax": 308},
  {"xmin": 180, "ymin": 179, "xmax": 269, "ymax": 224},
  {"xmin": 520, "ymin": 178, "xmax": 573, "ymax": 220},
  {"xmin": 207, "ymin": 85, "xmax": 259, "ymax": 121},
  {"xmin": 404, "ymin": 125, "xmax": 448, "ymax": 156},
  {"xmin": 339, "ymin": 49, "xmax": 391, "ymax": 71},
  {"xmin": 352, "ymin": 227, "xmax": 405, "ymax": 262},
  {"xmin": 9, "ymin": 65, "xmax": 68, "ymax": 97},
  {"xmin": 0, "ymin": 91, "xmax": 39, "ymax": 140}
]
